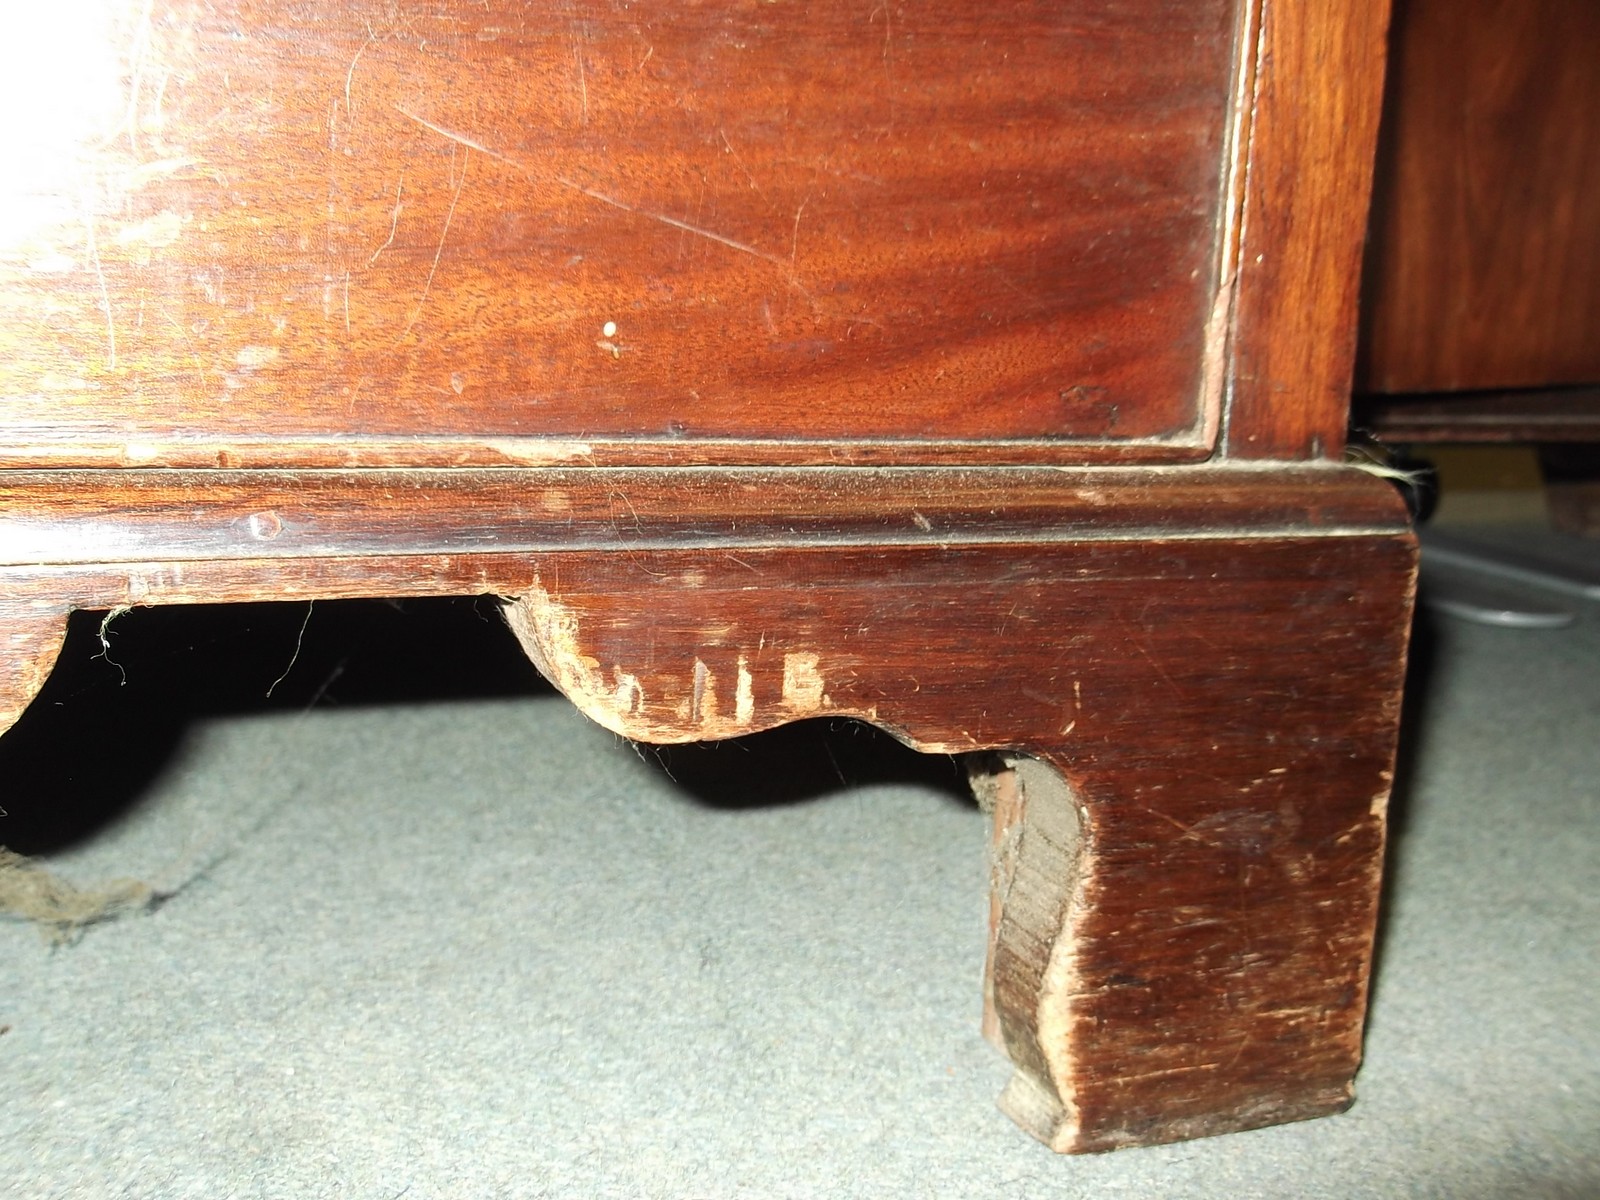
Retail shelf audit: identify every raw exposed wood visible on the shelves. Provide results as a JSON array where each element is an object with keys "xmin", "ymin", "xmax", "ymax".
[
  {"xmin": 0, "ymin": 466, "xmax": 1414, "ymax": 1151},
  {"xmin": 0, "ymin": 475, "xmax": 1415, "ymax": 1153},
  {"xmin": 972, "ymin": 756, "xmax": 1088, "ymax": 1146},
  {"xmin": 478, "ymin": 523, "xmax": 1418, "ymax": 1151}
]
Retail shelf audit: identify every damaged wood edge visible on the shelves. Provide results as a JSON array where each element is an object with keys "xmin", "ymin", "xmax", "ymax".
[
  {"xmin": 0, "ymin": 604, "xmax": 71, "ymax": 739},
  {"xmin": 501, "ymin": 583, "xmax": 634, "ymax": 734},
  {"xmin": 500, "ymin": 580, "xmax": 859, "ymax": 745},
  {"xmin": 0, "ymin": 528, "xmax": 1413, "ymax": 1153},
  {"xmin": 504, "ymin": 579, "xmax": 1096, "ymax": 1151},
  {"xmin": 971, "ymin": 753, "xmax": 1091, "ymax": 1152}
]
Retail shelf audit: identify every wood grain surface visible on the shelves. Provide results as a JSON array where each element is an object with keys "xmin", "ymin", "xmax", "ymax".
[
  {"xmin": 0, "ymin": 464, "xmax": 1407, "ymax": 569},
  {"xmin": 0, "ymin": 603, "xmax": 70, "ymax": 738},
  {"xmin": 507, "ymin": 530, "xmax": 1416, "ymax": 1151},
  {"xmin": 1224, "ymin": 0, "xmax": 1392, "ymax": 460},
  {"xmin": 0, "ymin": 0, "xmax": 1244, "ymax": 467},
  {"xmin": 0, "ymin": 465, "xmax": 1415, "ymax": 1151},
  {"xmin": 0, "ymin": 0, "xmax": 1413, "ymax": 1155},
  {"xmin": 1358, "ymin": 0, "xmax": 1600, "ymax": 394}
]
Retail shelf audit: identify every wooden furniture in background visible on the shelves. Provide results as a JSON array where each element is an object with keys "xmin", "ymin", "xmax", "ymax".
[
  {"xmin": 1356, "ymin": 0, "xmax": 1600, "ymax": 444},
  {"xmin": 0, "ymin": 0, "xmax": 1412, "ymax": 1152}
]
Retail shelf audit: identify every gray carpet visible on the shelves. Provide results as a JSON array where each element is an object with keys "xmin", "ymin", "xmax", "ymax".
[{"xmin": 2, "ymin": 551, "xmax": 1597, "ymax": 1198}]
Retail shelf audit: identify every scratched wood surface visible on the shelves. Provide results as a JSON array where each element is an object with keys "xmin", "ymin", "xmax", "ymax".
[
  {"xmin": 0, "ymin": 0, "xmax": 1241, "ymax": 468},
  {"xmin": 0, "ymin": 466, "xmax": 1416, "ymax": 1151},
  {"xmin": 494, "ymin": 528, "xmax": 1420, "ymax": 1153},
  {"xmin": 0, "ymin": 0, "xmax": 1411, "ymax": 1155},
  {"xmin": 0, "ymin": 465, "xmax": 1404, "ymax": 568}
]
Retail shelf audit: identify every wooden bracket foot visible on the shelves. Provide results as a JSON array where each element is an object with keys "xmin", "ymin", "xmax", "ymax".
[
  {"xmin": 500, "ymin": 526, "xmax": 1415, "ymax": 1151},
  {"xmin": 0, "ymin": 465, "xmax": 1415, "ymax": 1151}
]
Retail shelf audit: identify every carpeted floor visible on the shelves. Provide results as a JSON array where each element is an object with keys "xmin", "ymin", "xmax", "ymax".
[{"xmin": 2, "ymin": 539, "xmax": 1596, "ymax": 1199}]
